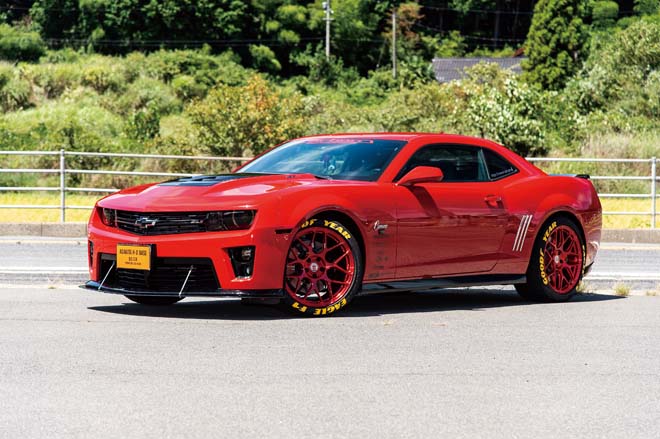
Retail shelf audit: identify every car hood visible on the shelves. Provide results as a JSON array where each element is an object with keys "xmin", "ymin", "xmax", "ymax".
[{"xmin": 97, "ymin": 173, "xmax": 355, "ymax": 212}]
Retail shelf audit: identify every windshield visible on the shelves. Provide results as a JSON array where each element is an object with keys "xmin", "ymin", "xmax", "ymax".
[{"xmin": 237, "ymin": 138, "xmax": 406, "ymax": 182}]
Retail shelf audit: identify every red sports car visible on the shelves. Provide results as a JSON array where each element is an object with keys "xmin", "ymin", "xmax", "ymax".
[{"xmin": 84, "ymin": 133, "xmax": 602, "ymax": 316}]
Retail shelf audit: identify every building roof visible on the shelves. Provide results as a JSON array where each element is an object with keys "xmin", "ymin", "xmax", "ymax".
[{"xmin": 431, "ymin": 57, "xmax": 526, "ymax": 83}]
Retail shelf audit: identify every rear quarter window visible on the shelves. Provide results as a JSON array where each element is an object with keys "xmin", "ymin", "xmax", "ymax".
[{"xmin": 483, "ymin": 148, "xmax": 518, "ymax": 180}]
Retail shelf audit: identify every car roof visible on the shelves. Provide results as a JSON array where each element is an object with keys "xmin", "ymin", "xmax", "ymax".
[{"xmin": 297, "ymin": 132, "xmax": 497, "ymax": 145}]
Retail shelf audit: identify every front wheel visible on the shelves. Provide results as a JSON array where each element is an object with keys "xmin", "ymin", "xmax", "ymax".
[
  {"xmin": 516, "ymin": 217, "xmax": 585, "ymax": 302},
  {"xmin": 282, "ymin": 218, "xmax": 363, "ymax": 316},
  {"xmin": 125, "ymin": 295, "xmax": 183, "ymax": 306}
]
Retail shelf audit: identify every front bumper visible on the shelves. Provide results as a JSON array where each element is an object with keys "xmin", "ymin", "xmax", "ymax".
[{"xmin": 87, "ymin": 220, "xmax": 292, "ymax": 294}]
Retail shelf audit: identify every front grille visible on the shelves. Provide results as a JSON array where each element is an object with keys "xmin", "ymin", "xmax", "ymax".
[
  {"xmin": 99, "ymin": 255, "xmax": 220, "ymax": 292},
  {"xmin": 116, "ymin": 210, "xmax": 208, "ymax": 235}
]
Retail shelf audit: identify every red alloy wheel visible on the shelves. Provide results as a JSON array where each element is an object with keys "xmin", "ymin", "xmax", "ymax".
[
  {"xmin": 542, "ymin": 225, "xmax": 583, "ymax": 294},
  {"xmin": 285, "ymin": 226, "xmax": 356, "ymax": 307}
]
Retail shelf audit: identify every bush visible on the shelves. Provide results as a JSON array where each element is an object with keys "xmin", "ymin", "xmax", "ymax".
[
  {"xmin": 0, "ymin": 101, "xmax": 128, "ymax": 152},
  {"xmin": 0, "ymin": 68, "xmax": 32, "ymax": 112},
  {"xmin": 451, "ymin": 64, "xmax": 548, "ymax": 155},
  {"xmin": 127, "ymin": 101, "xmax": 162, "ymax": 141},
  {"xmin": 592, "ymin": 1, "xmax": 619, "ymax": 29},
  {"xmin": 0, "ymin": 62, "xmax": 11, "ymax": 88},
  {"xmin": 80, "ymin": 57, "xmax": 129, "ymax": 93},
  {"xmin": 171, "ymin": 74, "xmax": 207, "ymax": 100},
  {"xmin": 186, "ymin": 75, "xmax": 307, "ymax": 156},
  {"xmin": 28, "ymin": 63, "xmax": 83, "ymax": 99},
  {"xmin": 634, "ymin": 0, "xmax": 660, "ymax": 15},
  {"xmin": 139, "ymin": 49, "xmax": 250, "ymax": 87},
  {"xmin": 291, "ymin": 48, "xmax": 356, "ymax": 87},
  {"xmin": 249, "ymin": 44, "xmax": 281, "ymax": 73},
  {"xmin": 112, "ymin": 77, "xmax": 181, "ymax": 141},
  {"xmin": 115, "ymin": 77, "xmax": 180, "ymax": 116},
  {"xmin": 0, "ymin": 24, "xmax": 46, "ymax": 62},
  {"xmin": 40, "ymin": 48, "xmax": 82, "ymax": 64},
  {"xmin": 569, "ymin": 19, "xmax": 660, "ymax": 113}
]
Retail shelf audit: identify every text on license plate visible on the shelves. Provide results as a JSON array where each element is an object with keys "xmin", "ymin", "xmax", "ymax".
[{"xmin": 117, "ymin": 244, "xmax": 151, "ymax": 270}]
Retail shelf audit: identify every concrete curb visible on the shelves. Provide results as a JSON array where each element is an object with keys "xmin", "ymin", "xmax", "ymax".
[
  {"xmin": 1, "ymin": 223, "xmax": 660, "ymax": 243},
  {"xmin": 601, "ymin": 229, "xmax": 660, "ymax": 244},
  {"xmin": 0, "ymin": 223, "xmax": 87, "ymax": 237}
]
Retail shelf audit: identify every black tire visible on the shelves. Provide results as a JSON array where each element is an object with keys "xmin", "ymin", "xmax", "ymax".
[
  {"xmin": 282, "ymin": 217, "xmax": 364, "ymax": 316},
  {"xmin": 124, "ymin": 295, "xmax": 183, "ymax": 306},
  {"xmin": 516, "ymin": 217, "xmax": 585, "ymax": 302}
]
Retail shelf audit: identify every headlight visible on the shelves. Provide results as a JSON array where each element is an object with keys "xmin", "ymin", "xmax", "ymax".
[
  {"xmin": 205, "ymin": 210, "xmax": 256, "ymax": 231},
  {"xmin": 99, "ymin": 208, "xmax": 116, "ymax": 227}
]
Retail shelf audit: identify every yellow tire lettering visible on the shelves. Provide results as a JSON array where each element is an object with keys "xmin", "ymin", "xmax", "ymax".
[
  {"xmin": 291, "ymin": 302, "xmax": 307, "ymax": 313},
  {"xmin": 539, "ymin": 248, "xmax": 548, "ymax": 285},
  {"xmin": 311, "ymin": 299, "xmax": 349, "ymax": 316},
  {"xmin": 301, "ymin": 219, "xmax": 317, "ymax": 229},
  {"xmin": 542, "ymin": 221, "xmax": 557, "ymax": 243}
]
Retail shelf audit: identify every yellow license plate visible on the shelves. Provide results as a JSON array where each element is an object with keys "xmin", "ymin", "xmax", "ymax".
[{"xmin": 116, "ymin": 244, "xmax": 151, "ymax": 270}]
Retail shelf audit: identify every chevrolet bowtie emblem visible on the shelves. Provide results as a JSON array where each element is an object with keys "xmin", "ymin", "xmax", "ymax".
[{"xmin": 135, "ymin": 217, "xmax": 158, "ymax": 229}]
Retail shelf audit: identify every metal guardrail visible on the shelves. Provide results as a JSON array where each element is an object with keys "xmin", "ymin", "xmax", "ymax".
[
  {"xmin": 0, "ymin": 150, "xmax": 657, "ymax": 228},
  {"xmin": 526, "ymin": 157, "xmax": 658, "ymax": 228}
]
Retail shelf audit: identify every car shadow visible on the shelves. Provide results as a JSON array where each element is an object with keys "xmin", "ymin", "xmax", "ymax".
[{"xmin": 88, "ymin": 288, "xmax": 623, "ymax": 321}]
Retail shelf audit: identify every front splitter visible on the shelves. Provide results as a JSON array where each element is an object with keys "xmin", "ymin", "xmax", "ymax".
[{"xmin": 81, "ymin": 281, "xmax": 284, "ymax": 298}]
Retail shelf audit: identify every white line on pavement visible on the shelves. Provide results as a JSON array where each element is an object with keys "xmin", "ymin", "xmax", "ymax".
[{"xmin": 0, "ymin": 267, "xmax": 87, "ymax": 273}]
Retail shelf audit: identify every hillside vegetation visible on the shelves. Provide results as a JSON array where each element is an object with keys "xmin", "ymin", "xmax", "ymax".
[{"xmin": 0, "ymin": 2, "xmax": 659, "ymax": 192}]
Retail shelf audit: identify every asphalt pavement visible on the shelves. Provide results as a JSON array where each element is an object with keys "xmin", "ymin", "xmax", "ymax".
[{"xmin": 1, "ymin": 285, "xmax": 659, "ymax": 438}]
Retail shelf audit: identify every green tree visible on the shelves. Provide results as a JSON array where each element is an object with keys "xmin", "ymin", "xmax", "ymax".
[
  {"xmin": 523, "ymin": 0, "xmax": 589, "ymax": 90},
  {"xmin": 0, "ymin": 23, "xmax": 46, "ymax": 61},
  {"xmin": 186, "ymin": 75, "xmax": 307, "ymax": 157},
  {"xmin": 634, "ymin": 0, "xmax": 659, "ymax": 15},
  {"xmin": 308, "ymin": 0, "xmax": 384, "ymax": 74},
  {"xmin": 591, "ymin": 1, "xmax": 619, "ymax": 29}
]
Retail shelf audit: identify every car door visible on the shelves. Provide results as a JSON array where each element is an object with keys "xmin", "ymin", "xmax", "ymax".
[{"xmin": 394, "ymin": 144, "xmax": 509, "ymax": 279}]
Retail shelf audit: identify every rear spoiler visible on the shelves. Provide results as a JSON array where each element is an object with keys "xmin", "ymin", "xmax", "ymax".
[{"xmin": 549, "ymin": 174, "xmax": 590, "ymax": 180}]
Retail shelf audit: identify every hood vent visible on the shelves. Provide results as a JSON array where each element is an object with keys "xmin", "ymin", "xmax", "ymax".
[{"xmin": 159, "ymin": 173, "xmax": 269, "ymax": 187}]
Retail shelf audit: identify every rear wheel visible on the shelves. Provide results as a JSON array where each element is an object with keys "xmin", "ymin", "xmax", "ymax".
[
  {"xmin": 282, "ymin": 218, "xmax": 363, "ymax": 316},
  {"xmin": 516, "ymin": 217, "xmax": 585, "ymax": 302},
  {"xmin": 125, "ymin": 295, "xmax": 182, "ymax": 306}
]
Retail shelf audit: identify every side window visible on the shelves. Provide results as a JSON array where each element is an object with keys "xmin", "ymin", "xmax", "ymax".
[
  {"xmin": 395, "ymin": 144, "xmax": 489, "ymax": 182},
  {"xmin": 482, "ymin": 148, "xmax": 518, "ymax": 180}
]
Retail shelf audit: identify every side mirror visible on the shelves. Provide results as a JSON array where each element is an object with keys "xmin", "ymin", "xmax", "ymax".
[{"xmin": 397, "ymin": 166, "xmax": 444, "ymax": 186}]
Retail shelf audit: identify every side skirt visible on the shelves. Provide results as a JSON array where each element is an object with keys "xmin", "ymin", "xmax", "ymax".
[{"xmin": 360, "ymin": 274, "xmax": 526, "ymax": 295}]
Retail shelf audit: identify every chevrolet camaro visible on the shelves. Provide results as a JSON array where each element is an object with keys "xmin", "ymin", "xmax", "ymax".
[{"xmin": 84, "ymin": 133, "xmax": 602, "ymax": 316}]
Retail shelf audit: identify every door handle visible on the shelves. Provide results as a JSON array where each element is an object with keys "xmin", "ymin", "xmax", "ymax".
[{"xmin": 484, "ymin": 195, "xmax": 502, "ymax": 208}]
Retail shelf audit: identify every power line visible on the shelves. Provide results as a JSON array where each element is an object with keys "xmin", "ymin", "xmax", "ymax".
[
  {"xmin": 412, "ymin": 23, "xmax": 525, "ymax": 42},
  {"xmin": 419, "ymin": 4, "xmax": 534, "ymax": 15},
  {"xmin": 42, "ymin": 36, "xmax": 326, "ymax": 49}
]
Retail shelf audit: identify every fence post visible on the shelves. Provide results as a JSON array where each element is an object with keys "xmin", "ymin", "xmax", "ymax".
[
  {"xmin": 60, "ymin": 149, "xmax": 66, "ymax": 223},
  {"xmin": 652, "ymin": 157, "xmax": 657, "ymax": 230}
]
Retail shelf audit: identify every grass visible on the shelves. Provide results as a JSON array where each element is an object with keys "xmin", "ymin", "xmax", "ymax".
[
  {"xmin": 600, "ymin": 198, "xmax": 660, "ymax": 229},
  {"xmin": 576, "ymin": 281, "xmax": 591, "ymax": 294},
  {"xmin": 614, "ymin": 283, "xmax": 631, "ymax": 297},
  {"xmin": 0, "ymin": 192, "xmax": 99, "ymax": 222},
  {"xmin": 0, "ymin": 192, "xmax": 658, "ymax": 227}
]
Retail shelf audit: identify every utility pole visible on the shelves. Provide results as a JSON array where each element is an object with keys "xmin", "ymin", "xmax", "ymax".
[
  {"xmin": 392, "ymin": 8, "xmax": 397, "ymax": 79},
  {"xmin": 323, "ymin": 1, "xmax": 332, "ymax": 59}
]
